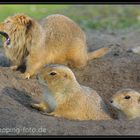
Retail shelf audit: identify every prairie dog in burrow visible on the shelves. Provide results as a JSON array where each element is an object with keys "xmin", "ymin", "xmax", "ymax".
[
  {"xmin": 31, "ymin": 64, "xmax": 112, "ymax": 121},
  {"xmin": 110, "ymin": 88, "xmax": 140, "ymax": 120}
]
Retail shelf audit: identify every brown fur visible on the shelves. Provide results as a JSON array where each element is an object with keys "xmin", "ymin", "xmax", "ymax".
[
  {"xmin": 0, "ymin": 14, "xmax": 109, "ymax": 79},
  {"xmin": 110, "ymin": 89, "xmax": 140, "ymax": 120},
  {"xmin": 31, "ymin": 64, "xmax": 111, "ymax": 121}
]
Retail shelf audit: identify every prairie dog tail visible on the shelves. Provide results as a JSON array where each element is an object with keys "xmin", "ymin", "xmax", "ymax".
[{"xmin": 88, "ymin": 47, "xmax": 109, "ymax": 61}]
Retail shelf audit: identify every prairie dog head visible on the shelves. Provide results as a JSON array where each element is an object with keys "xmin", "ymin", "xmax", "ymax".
[
  {"xmin": 37, "ymin": 64, "xmax": 78, "ymax": 92},
  {"xmin": 110, "ymin": 89, "xmax": 140, "ymax": 119}
]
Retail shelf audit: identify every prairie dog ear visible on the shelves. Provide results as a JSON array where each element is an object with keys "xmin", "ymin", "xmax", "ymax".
[{"xmin": 64, "ymin": 73, "xmax": 68, "ymax": 78}]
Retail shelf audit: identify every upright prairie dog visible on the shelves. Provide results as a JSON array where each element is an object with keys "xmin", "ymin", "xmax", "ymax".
[
  {"xmin": 110, "ymin": 89, "xmax": 140, "ymax": 120},
  {"xmin": 0, "ymin": 14, "xmax": 109, "ymax": 79},
  {"xmin": 31, "ymin": 64, "xmax": 111, "ymax": 121}
]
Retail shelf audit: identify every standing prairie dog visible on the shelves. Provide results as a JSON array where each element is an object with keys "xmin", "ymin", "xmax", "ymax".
[
  {"xmin": 110, "ymin": 89, "xmax": 140, "ymax": 120},
  {"xmin": 31, "ymin": 64, "xmax": 111, "ymax": 121},
  {"xmin": 0, "ymin": 14, "xmax": 109, "ymax": 79}
]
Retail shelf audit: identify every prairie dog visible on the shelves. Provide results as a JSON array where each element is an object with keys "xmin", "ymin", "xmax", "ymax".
[
  {"xmin": 31, "ymin": 64, "xmax": 111, "ymax": 121},
  {"xmin": 110, "ymin": 89, "xmax": 140, "ymax": 120},
  {"xmin": 0, "ymin": 14, "xmax": 109, "ymax": 79}
]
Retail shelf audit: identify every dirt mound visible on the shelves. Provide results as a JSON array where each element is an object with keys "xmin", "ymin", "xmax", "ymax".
[{"xmin": 0, "ymin": 29, "xmax": 140, "ymax": 135}]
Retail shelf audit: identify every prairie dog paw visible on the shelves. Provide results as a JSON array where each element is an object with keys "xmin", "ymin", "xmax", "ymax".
[
  {"xmin": 24, "ymin": 72, "xmax": 31, "ymax": 79},
  {"xmin": 31, "ymin": 103, "xmax": 47, "ymax": 112},
  {"xmin": 20, "ymin": 72, "xmax": 31, "ymax": 79},
  {"xmin": 31, "ymin": 103, "xmax": 40, "ymax": 110},
  {"xmin": 10, "ymin": 65, "xmax": 18, "ymax": 71}
]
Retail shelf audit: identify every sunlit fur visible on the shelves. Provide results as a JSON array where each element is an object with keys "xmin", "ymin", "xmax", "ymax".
[
  {"xmin": 32, "ymin": 64, "xmax": 111, "ymax": 121},
  {"xmin": 110, "ymin": 89, "xmax": 140, "ymax": 120},
  {"xmin": 0, "ymin": 14, "xmax": 109, "ymax": 78}
]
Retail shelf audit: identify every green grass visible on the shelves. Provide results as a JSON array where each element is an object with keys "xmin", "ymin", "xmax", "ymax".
[
  {"xmin": 0, "ymin": 5, "xmax": 140, "ymax": 31},
  {"xmin": 0, "ymin": 5, "xmax": 69, "ymax": 21},
  {"xmin": 59, "ymin": 5, "xmax": 140, "ymax": 31}
]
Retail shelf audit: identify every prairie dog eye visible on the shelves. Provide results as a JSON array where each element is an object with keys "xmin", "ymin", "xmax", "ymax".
[
  {"xmin": 49, "ymin": 72, "xmax": 57, "ymax": 76},
  {"xmin": 124, "ymin": 95, "xmax": 131, "ymax": 99}
]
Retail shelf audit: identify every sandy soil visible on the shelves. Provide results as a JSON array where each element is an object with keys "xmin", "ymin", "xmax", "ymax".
[{"xmin": 0, "ymin": 29, "xmax": 140, "ymax": 135}]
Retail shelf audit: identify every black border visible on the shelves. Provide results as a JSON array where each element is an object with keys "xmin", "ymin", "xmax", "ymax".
[
  {"xmin": 1, "ymin": 136, "xmax": 140, "ymax": 138},
  {"xmin": 0, "ymin": 0, "xmax": 140, "ymax": 138},
  {"xmin": 0, "ymin": 1, "xmax": 139, "ymax": 4}
]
